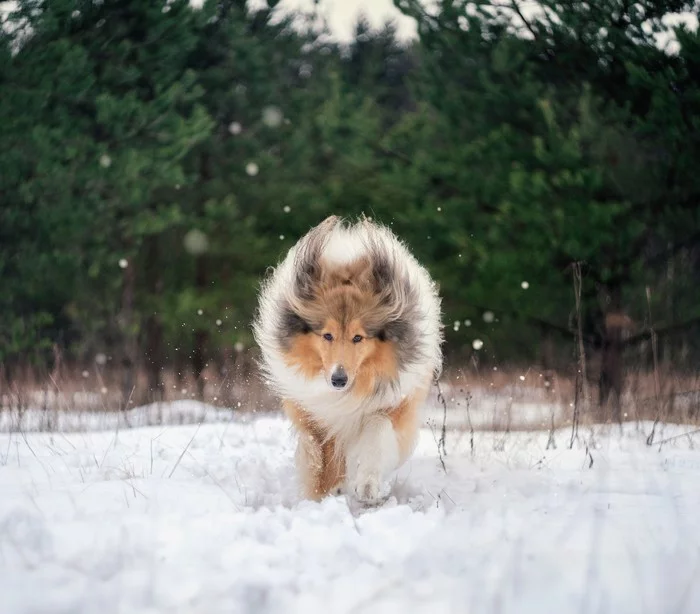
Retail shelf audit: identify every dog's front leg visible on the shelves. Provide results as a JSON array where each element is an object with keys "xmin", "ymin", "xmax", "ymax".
[
  {"xmin": 296, "ymin": 433, "xmax": 324, "ymax": 501},
  {"xmin": 346, "ymin": 416, "xmax": 399, "ymax": 504}
]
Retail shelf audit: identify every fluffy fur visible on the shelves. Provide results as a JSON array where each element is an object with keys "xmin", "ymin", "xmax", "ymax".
[{"xmin": 253, "ymin": 215, "xmax": 443, "ymax": 503}]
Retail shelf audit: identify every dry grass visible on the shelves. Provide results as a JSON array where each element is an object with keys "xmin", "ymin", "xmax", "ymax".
[
  {"xmin": 433, "ymin": 361, "xmax": 700, "ymax": 433},
  {"xmin": 1, "ymin": 351, "xmax": 699, "ymax": 433},
  {"xmin": 0, "ymin": 352, "xmax": 276, "ymax": 416}
]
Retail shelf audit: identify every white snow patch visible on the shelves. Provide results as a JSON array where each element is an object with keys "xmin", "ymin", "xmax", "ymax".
[
  {"xmin": 0, "ymin": 400, "xmax": 244, "ymax": 433},
  {"xmin": 1, "ymin": 412, "xmax": 699, "ymax": 613}
]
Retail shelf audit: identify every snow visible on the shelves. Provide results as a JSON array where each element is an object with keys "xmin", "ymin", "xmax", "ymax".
[
  {"xmin": 0, "ymin": 400, "xmax": 244, "ymax": 433},
  {"xmin": 1, "ymin": 406, "xmax": 700, "ymax": 613}
]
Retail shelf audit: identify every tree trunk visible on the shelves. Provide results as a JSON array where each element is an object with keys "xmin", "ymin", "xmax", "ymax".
[
  {"xmin": 191, "ymin": 149, "xmax": 212, "ymax": 402},
  {"xmin": 143, "ymin": 236, "xmax": 165, "ymax": 403},
  {"xmin": 663, "ymin": 242, "xmax": 674, "ymax": 370},
  {"xmin": 144, "ymin": 316, "xmax": 164, "ymax": 402},
  {"xmin": 0, "ymin": 363, "xmax": 8, "ymax": 411},
  {"xmin": 599, "ymin": 284, "xmax": 625, "ymax": 422},
  {"xmin": 192, "ymin": 256, "xmax": 208, "ymax": 400},
  {"xmin": 539, "ymin": 326, "xmax": 554, "ymax": 370},
  {"xmin": 175, "ymin": 347, "xmax": 187, "ymax": 390},
  {"xmin": 120, "ymin": 257, "xmax": 137, "ymax": 410}
]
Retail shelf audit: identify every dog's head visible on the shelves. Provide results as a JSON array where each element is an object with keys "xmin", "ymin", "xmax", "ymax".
[{"xmin": 277, "ymin": 217, "xmax": 421, "ymax": 395}]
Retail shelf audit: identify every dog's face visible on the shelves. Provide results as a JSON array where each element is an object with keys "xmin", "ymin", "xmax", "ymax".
[
  {"xmin": 281, "ymin": 284, "xmax": 401, "ymax": 395},
  {"xmin": 311, "ymin": 317, "xmax": 376, "ymax": 391}
]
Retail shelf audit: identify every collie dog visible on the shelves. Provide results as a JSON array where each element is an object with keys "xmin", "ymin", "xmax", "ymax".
[{"xmin": 253, "ymin": 216, "xmax": 443, "ymax": 503}]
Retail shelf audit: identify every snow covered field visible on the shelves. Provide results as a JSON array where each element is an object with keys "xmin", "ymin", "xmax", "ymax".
[{"xmin": 1, "ymin": 406, "xmax": 700, "ymax": 614}]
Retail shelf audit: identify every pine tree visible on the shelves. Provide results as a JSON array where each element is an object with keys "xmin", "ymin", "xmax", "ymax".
[
  {"xmin": 1, "ymin": 0, "xmax": 213, "ymax": 403},
  {"xmin": 395, "ymin": 0, "xmax": 700, "ymax": 409}
]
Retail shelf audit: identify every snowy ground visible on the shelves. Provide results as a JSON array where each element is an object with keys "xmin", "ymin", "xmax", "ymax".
[{"xmin": 1, "ymin": 408, "xmax": 700, "ymax": 614}]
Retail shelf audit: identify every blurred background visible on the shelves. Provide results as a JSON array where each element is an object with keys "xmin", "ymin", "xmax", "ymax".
[{"xmin": 1, "ymin": 0, "xmax": 699, "ymax": 427}]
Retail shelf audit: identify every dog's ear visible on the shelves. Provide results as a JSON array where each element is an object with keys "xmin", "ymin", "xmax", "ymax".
[
  {"xmin": 293, "ymin": 216, "xmax": 340, "ymax": 300},
  {"xmin": 282, "ymin": 307, "xmax": 311, "ymax": 336},
  {"xmin": 366, "ymin": 250, "xmax": 422, "ymax": 367},
  {"xmin": 277, "ymin": 305, "xmax": 312, "ymax": 349},
  {"xmin": 294, "ymin": 249, "xmax": 321, "ymax": 301},
  {"xmin": 375, "ymin": 318, "xmax": 410, "ymax": 344},
  {"xmin": 370, "ymin": 253, "xmax": 393, "ymax": 296}
]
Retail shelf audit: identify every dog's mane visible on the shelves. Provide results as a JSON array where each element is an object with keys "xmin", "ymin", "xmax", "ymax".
[
  {"xmin": 276, "ymin": 217, "xmax": 426, "ymax": 370},
  {"xmin": 252, "ymin": 215, "xmax": 443, "ymax": 408}
]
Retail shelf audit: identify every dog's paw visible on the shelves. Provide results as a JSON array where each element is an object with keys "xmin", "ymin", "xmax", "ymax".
[
  {"xmin": 350, "ymin": 471, "xmax": 389, "ymax": 505},
  {"xmin": 354, "ymin": 475, "xmax": 380, "ymax": 503}
]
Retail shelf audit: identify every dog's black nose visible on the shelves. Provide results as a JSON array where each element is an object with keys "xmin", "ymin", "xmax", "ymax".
[{"xmin": 331, "ymin": 367, "xmax": 348, "ymax": 389}]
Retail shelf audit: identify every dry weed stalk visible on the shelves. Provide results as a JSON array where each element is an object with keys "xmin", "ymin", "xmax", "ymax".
[
  {"xmin": 645, "ymin": 286, "xmax": 663, "ymax": 446},
  {"xmin": 570, "ymin": 262, "xmax": 590, "ymax": 448},
  {"xmin": 434, "ymin": 377, "xmax": 448, "ymax": 472}
]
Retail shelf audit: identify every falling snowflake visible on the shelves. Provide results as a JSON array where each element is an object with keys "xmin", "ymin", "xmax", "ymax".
[
  {"xmin": 183, "ymin": 229, "xmax": 209, "ymax": 255},
  {"xmin": 482, "ymin": 311, "xmax": 495, "ymax": 323},
  {"xmin": 197, "ymin": 309, "xmax": 203, "ymax": 316},
  {"xmin": 246, "ymin": 162, "xmax": 259, "ymax": 176},
  {"xmin": 519, "ymin": 375, "xmax": 525, "ymax": 381},
  {"xmin": 521, "ymin": 281, "xmax": 530, "ymax": 289},
  {"xmin": 283, "ymin": 205, "xmax": 291, "ymax": 213},
  {"xmin": 100, "ymin": 387, "xmax": 108, "ymax": 395},
  {"xmin": 464, "ymin": 319, "xmax": 471, "ymax": 327},
  {"xmin": 216, "ymin": 319, "xmax": 222, "ymax": 326},
  {"xmin": 234, "ymin": 342, "xmax": 245, "ymax": 353},
  {"xmin": 279, "ymin": 235, "xmax": 285, "ymax": 240},
  {"xmin": 118, "ymin": 259, "xmax": 128, "ymax": 269},
  {"xmin": 228, "ymin": 122, "xmax": 242, "ymax": 135},
  {"xmin": 262, "ymin": 106, "xmax": 283, "ymax": 128},
  {"xmin": 81, "ymin": 370, "xmax": 89, "ymax": 378},
  {"xmin": 472, "ymin": 339, "xmax": 484, "ymax": 350},
  {"xmin": 99, "ymin": 154, "xmax": 112, "ymax": 168},
  {"xmin": 95, "ymin": 353, "xmax": 107, "ymax": 366}
]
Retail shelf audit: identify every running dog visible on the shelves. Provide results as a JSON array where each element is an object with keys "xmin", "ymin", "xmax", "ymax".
[{"xmin": 253, "ymin": 216, "xmax": 443, "ymax": 503}]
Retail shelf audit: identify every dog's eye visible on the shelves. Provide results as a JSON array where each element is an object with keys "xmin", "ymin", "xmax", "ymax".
[
  {"xmin": 352, "ymin": 335, "xmax": 363, "ymax": 343},
  {"xmin": 323, "ymin": 333, "xmax": 334, "ymax": 342}
]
